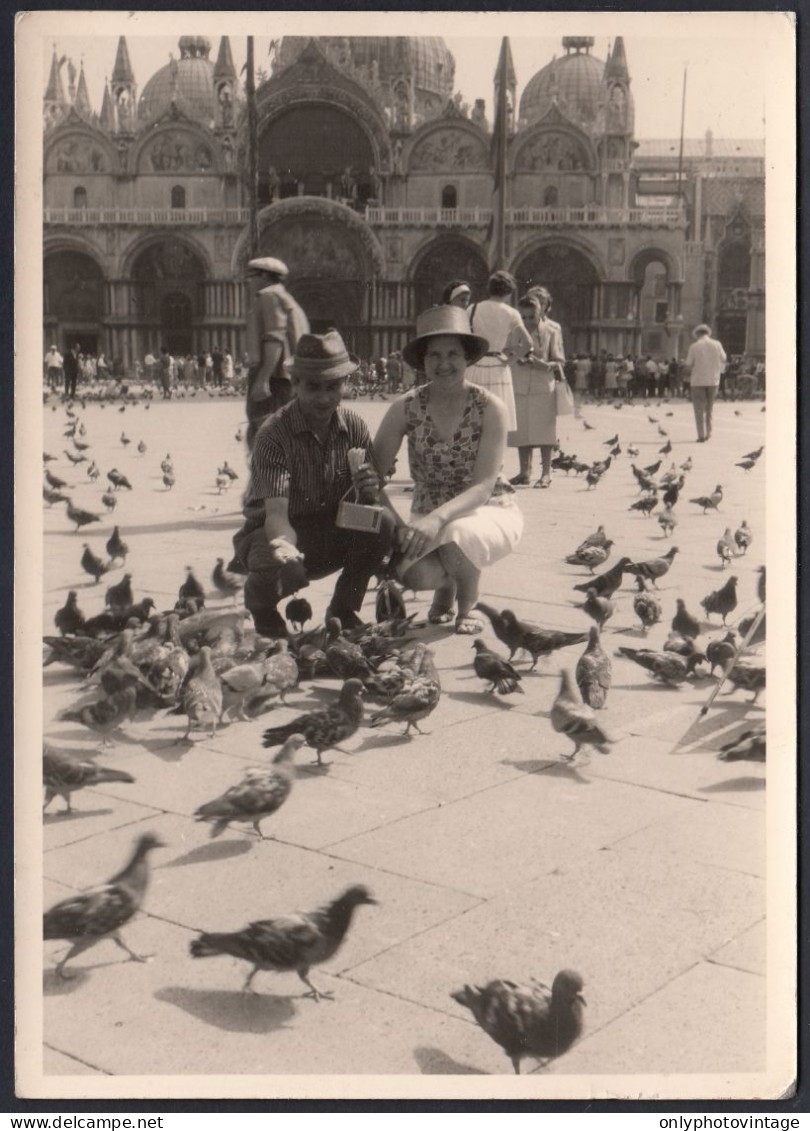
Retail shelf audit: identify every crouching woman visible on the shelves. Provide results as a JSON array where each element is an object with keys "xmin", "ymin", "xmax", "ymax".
[{"xmin": 371, "ymin": 305, "xmax": 524, "ymax": 634}]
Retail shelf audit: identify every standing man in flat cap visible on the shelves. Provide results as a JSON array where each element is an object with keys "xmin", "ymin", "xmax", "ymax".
[
  {"xmin": 244, "ymin": 256, "xmax": 309, "ymax": 448},
  {"xmin": 683, "ymin": 322, "xmax": 727, "ymax": 442}
]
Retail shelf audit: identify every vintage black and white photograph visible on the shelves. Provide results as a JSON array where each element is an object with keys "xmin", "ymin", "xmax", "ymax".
[{"xmin": 15, "ymin": 9, "xmax": 795, "ymax": 1100}]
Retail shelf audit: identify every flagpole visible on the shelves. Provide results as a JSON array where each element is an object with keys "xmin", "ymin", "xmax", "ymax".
[
  {"xmin": 491, "ymin": 38, "xmax": 510, "ymax": 271},
  {"xmin": 246, "ymin": 36, "xmax": 259, "ymax": 259},
  {"xmin": 676, "ymin": 66, "xmax": 687, "ymax": 203}
]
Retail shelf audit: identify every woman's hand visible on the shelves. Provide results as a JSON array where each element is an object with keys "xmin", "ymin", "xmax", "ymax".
[
  {"xmin": 351, "ymin": 462, "xmax": 382, "ymax": 501},
  {"xmin": 397, "ymin": 513, "xmax": 444, "ymax": 558}
]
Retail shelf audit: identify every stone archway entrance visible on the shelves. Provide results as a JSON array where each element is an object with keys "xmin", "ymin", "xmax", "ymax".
[
  {"xmin": 131, "ymin": 239, "xmax": 207, "ymax": 357},
  {"xmin": 44, "ymin": 249, "xmax": 105, "ymax": 355},
  {"xmin": 514, "ymin": 243, "xmax": 600, "ymax": 353},
  {"xmin": 411, "ymin": 237, "xmax": 489, "ymax": 312}
]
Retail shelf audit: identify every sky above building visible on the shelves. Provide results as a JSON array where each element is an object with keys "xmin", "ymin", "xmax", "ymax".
[{"xmin": 42, "ymin": 12, "xmax": 775, "ymax": 141}]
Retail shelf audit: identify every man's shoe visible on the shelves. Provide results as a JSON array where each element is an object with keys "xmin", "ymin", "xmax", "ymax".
[
  {"xmin": 509, "ymin": 474, "xmax": 530, "ymax": 486},
  {"xmin": 253, "ymin": 608, "xmax": 288, "ymax": 639}
]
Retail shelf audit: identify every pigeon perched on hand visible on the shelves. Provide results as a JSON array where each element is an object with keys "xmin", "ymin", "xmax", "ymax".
[
  {"xmin": 700, "ymin": 576, "xmax": 738, "ymax": 625},
  {"xmin": 43, "ymin": 746, "xmax": 135, "ymax": 813},
  {"xmin": 54, "ymin": 591, "xmax": 85, "ymax": 636},
  {"xmin": 451, "ymin": 969, "xmax": 586, "ymax": 1075},
  {"xmin": 194, "ymin": 734, "xmax": 306, "ymax": 838},
  {"xmin": 472, "ymin": 640, "xmax": 524, "ymax": 696},
  {"xmin": 551, "ymin": 670, "xmax": 614, "ymax": 759},
  {"xmin": 262, "ymin": 678, "xmax": 365, "ymax": 765},
  {"xmin": 44, "ymin": 832, "xmax": 163, "ymax": 979},
  {"xmin": 189, "ymin": 884, "xmax": 377, "ymax": 999},
  {"xmin": 575, "ymin": 628, "xmax": 611, "ymax": 708}
]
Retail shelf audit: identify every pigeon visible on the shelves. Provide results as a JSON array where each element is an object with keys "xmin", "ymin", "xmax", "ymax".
[
  {"xmin": 585, "ymin": 466, "xmax": 605, "ymax": 490},
  {"xmin": 451, "ymin": 969, "xmax": 586, "ymax": 1075},
  {"xmin": 212, "ymin": 557, "xmax": 243, "ymax": 601},
  {"xmin": 63, "ymin": 448, "xmax": 87, "ymax": 465},
  {"xmin": 218, "ymin": 460, "xmax": 239, "ymax": 481},
  {"xmin": 216, "ymin": 473, "xmax": 231, "ymax": 494},
  {"xmin": 672, "ymin": 598, "xmax": 701, "ymax": 640},
  {"xmin": 741, "ymin": 445, "xmax": 764, "ymax": 463},
  {"xmin": 680, "ymin": 456, "xmax": 693, "ymax": 472},
  {"xmin": 261, "ymin": 678, "xmax": 365, "ymax": 765},
  {"xmin": 43, "ymin": 832, "xmax": 163, "ymax": 979},
  {"xmin": 582, "ymin": 420, "xmax": 595, "ymax": 430},
  {"xmin": 369, "ymin": 649, "xmax": 442, "ymax": 736},
  {"xmin": 475, "ymin": 604, "xmax": 586, "ymax": 667},
  {"xmin": 575, "ymin": 628, "xmax": 611, "ymax": 708},
  {"xmin": 65, "ymin": 499, "xmax": 101, "ymax": 532},
  {"xmin": 738, "ymin": 610, "xmax": 765, "ymax": 647},
  {"xmin": 472, "ymin": 640, "xmax": 524, "ymax": 695},
  {"xmin": 60, "ymin": 685, "xmax": 138, "ymax": 745},
  {"xmin": 106, "ymin": 526, "xmax": 129, "ymax": 565},
  {"xmin": 160, "ymin": 455, "xmax": 174, "ymax": 475},
  {"xmin": 565, "ymin": 541, "xmax": 613, "ymax": 571},
  {"xmin": 690, "ymin": 485, "xmax": 723, "ymax": 514},
  {"xmin": 603, "ymin": 434, "xmax": 618, "ymax": 446},
  {"xmin": 716, "ymin": 528, "xmax": 735, "ymax": 568},
  {"xmin": 657, "ymin": 506, "xmax": 677, "ymax": 537},
  {"xmin": 550, "ymin": 670, "xmax": 614, "ymax": 759},
  {"xmin": 174, "ymin": 645, "xmax": 223, "ymax": 740},
  {"xmin": 324, "ymin": 618, "xmax": 376, "ymax": 681},
  {"xmin": 43, "ymin": 746, "xmax": 135, "ymax": 813},
  {"xmin": 235, "ymin": 428, "xmax": 244, "ymax": 442},
  {"xmin": 375, "ymin": 579, "xmax": 407, "ymax": 622},
  {"xmin": 718, "ymin": 725, "xmax": 765, "ymax": 762},
  {"xmin": 700, "ymin": 576, "xmax": 738, "ymax": 624},
  {"xmin": 43, "ymin": 485, "xmax": 69, "ymax": 506},
  {"xmin": 73, "ymin": 438, "xmax": 90, "ymax": 452},
  {"xmin": 705, "ymin": 632, "xmax": 738, "ymax": 675},
  {"xmin": 659, "ymin": 439, "xmax": 672, "ymax": 455},
  {"xmin": 120, "ymin": 432, "xmax": 131, "ymax": 447},
  {"xmin": 657, "ymin": 425, "xmax": 668, "ymax": 438},
  {"xmin": 189, "ymin": 885, "xmax": 377, "ymax": 999},
  {"xmin": 642, "ymin": 459, "xmax": 662, "ymax": 476},
  {"xmin": 80, "ymin": 543, "xmax": 109, "ymax": 583},
  {"xmin": 736, "ymin": 458, "xmax": 756, "ymax": 472},
  {"xmin": 107, "ymin": 468, "xmax": 132, "ymax": 490},
  {"xmin": 629, "ymin": 495, "xmax": 658, "ymax": 517},
  {"xmin": 137, "ymin": 440, "xmax": 147, "ymax": 456},
  {"xmin": 87, "ymin": 462, "xmax": 100, "ymax": 482},
  {"xmin": 734, "ymin": 521, "xmax": 753, "ymax": 554},
  {"xmin": 663, "ymin": 632, "xmax": 702, "ymax": 659},
  {"xmin": 106, "ymin": 573, "xmax": 134, "ymax": 615},
  {"xmin": 193, "ymin": 735, "xmax": 306, "ymax": 838},
  {"xmin": 43, "ymin": 451, "xmax": 58, "ymax": 463},
  {"xmin": 179, "ymin": 566, "xmax": 206, "ymax": 605},
  {"xmin": 624, "ymin": 547, "xmax": 679, "ymax": 589},
  {"xmin": 162, "ymin": 472, "xmax": 176, "ymax": 491},
  {"xmin": 45, "ymin": 468, "xmax": 69, "ymax": 490},
  {"xmin": 627, "ymin": 445, "xmax": 640, "ymax": 458},
  {"xmin": 101, "ymin": 491, "xmax": 117, "ymax": 513},
  {"xmin": 575, "ymin": 526, "xmax": 609, "ymax": 553},
  {"xmin": 581, "ymin": 588, "xmax": 615, "ymax": 630},
  {"xmin": 725, "ymin": 661, "xmax": 766, "ymax": 703},
  {"xmin": 633, "ymin": 578, "xmax": 662, "ymax": 631},
  {"xmin": 54, "ymin": 590, "xmax": 85, "ymax": 636},
  {"xmin": 661, "ymin": 478, "xmax": 684, "ymax": 508},
  {"xmin": 573, "ymin": 558, "xmax": 631, "ymax": 599},
  {"xmin": 284, "ymin": 596, "xmax": 313, "ymax": 632},
  {"xmin": 631, "ymin": 464, "xmax": 657, "ymax": 492},
  {"xmin": 617, "ymin": 646, "xmax": 701, "ymax": 686},
  {"xmin": 143, "ymin": 614, "xmax": 190, "ymax": 704}
]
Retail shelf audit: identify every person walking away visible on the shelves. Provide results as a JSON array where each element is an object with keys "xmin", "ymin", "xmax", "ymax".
[
  {"xmin": 244, "ymin": 257, "xmax": 309, "ymax": 449},
  {"xmin": 371, "ymin": 305, "xmax": 523, "ymax": 635},
  {"xmin": 158, "ymin": 346, "xmax": 173, "ymax": 399},
  {"xmin": 211, "ymin": 345, "xmax": 224, "ymax": 388},
  {"xmin": 508, "ymin": 290, "xmax": 565, "ymax": 488},
  {"xmin": 63, "ymin": 343, "xmax": 80, "ymax": 399},
  {"xmin": 465, "ymin": 271, "xmax": 532, "ymax": 431},
  {"xmin": 684, "ymin": 323, "xmax": 726, "ymax": 442},
  {"xmin": 231, "ymin": 329, "xmax": 393, "ymax": 638},
  {"xmin": 386, "ymin": 349, "xmax": 403, "ymax": 394},
  {"xmin": 645, "ymin": 355, "xmax": 659, "ymax": 397},
  {"xmin": 44, "ymin": 345, "xmax": 63, "ymax": 392}
]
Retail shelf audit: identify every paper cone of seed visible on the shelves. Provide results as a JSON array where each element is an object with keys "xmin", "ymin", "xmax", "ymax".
[{"xmin": 347, "ymin": 448, "xmax": 367, "ymax": 475}]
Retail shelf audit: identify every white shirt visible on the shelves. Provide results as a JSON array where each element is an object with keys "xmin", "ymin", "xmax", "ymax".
[
  {"xmin": 685, "ymin": 336, "xmax": 727, "ymax": 387},
  {"xmin": 45, "ymin": 349, "xmax": 63, "ymax": 368}
]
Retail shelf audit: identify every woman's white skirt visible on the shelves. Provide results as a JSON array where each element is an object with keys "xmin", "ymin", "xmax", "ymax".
[
  {"xmin": 401, "ymin": 495, "xmax": 524, "ymax": 573},
  {"xmin": 466, "ymin": 358, "xmax": 517, "ymax": 431}
]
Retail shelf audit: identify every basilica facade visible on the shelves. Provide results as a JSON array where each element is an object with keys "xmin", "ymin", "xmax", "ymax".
[{"xmin": 42, "ymin": 33, "xmax": 765, "ymax": 367}]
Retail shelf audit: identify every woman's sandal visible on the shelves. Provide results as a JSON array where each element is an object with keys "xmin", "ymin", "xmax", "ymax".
[
  {"xmin": 428, "ymin": 608, "xmax": 455, "ymax": 625},
  {"xmin": 455, "ymin": 614, "xmax": 484, "ymax": 635},
  {"xmin": 533, "ymin": 474, "xmax": 551, "ymax": 489}
]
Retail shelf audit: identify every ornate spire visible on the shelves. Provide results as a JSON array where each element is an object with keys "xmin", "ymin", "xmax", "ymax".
[
  {"xmin": 74, "ymin": 63, "xmax": 92, "ymax": 116},
  {"xmin": 111, "ymin": 36, "xmax": 135, "ymax": 85},
  {"xmin": 100, "ymin": 79, "xmax": 115, "ymax": 130},
  {"xmin": 605, "ymin": 36, "xmax": 629, "ymax": 82},
  {"xmin": 44, "ymin": 47, "xmax": 67, "ymax": 104},
  {"xmin": 214, "ymin": 35, "xmax": 236, "ymax": 79}
]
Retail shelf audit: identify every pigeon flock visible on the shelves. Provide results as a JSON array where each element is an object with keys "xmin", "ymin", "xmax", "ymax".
[{"xmin": 39, "ymin": 382, "xmax": 767, "ymax": 1076}]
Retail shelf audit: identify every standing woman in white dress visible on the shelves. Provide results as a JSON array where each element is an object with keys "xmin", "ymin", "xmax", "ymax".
[
  {"xmin": 508, "ymin": 289, "xmax": 566, "ymax": 488},
  {"xmin": 466, "ymin": 271, "xmax": 532, "ymax": 430}
]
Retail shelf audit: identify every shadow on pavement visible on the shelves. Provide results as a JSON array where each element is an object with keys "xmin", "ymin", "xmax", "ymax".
[
  {"xmin": 412, "ymin": 1046, "xmax": 487, "ymax": 1075},
  {"xmin": 503, "ymin": 758, "xmax": 592, "ymax": 785},
  {"xmin": 699, "ymin": 775, "xmax": 765, "ymax": 794},
  {"xmin": 154, "ymin": 986, "xmax": 296, "ymax": 1034},
  {"xmin": 44, "ymin": 807, "xmax": 114, "ymax": 823},
  {"xmin": 161, "ymin": 840, "xmax": 254, "ymax": 868}
]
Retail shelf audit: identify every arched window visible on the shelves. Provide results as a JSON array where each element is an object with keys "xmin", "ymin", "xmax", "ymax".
[
  {"xmin": 543, "ymin": 185, "xmax": 559, "ymax": 208},
  {"xmin": 73, "ymin": 186, "xmax": 88, "ymax": 209},
  {"xmin": 441, "ymin": 185, "xmax": 458, "ymax": 210},
  {"xmin": 171, "ymin": 185, "xmax": 186, "ymax": 210}
]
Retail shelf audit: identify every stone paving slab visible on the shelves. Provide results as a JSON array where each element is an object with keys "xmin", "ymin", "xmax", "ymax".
[{"xmin": 708, "ymin": 918, "xmax": 767, "ymax": 977}]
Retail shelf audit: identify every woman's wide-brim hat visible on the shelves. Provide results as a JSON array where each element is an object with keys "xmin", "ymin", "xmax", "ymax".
[
  {"xmin": 283, "ymin": 329, "xmax": 359, "ymax": 380},
  {"xmin": 692, "ymin": 323, "xmax": 712, "ymax": 338},
  {"xmin": 246, "ymin": 256, "xmax": 289, "ymax": 278},
  {"xmin": 402, "ymin": 305, "xmax": 489, "ymax": 369}
]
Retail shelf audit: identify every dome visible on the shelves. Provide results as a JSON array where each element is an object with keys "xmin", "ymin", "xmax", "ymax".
[
  {"xmin": 519, "ymin": 37, "xmax": 633, "ymax": 133},
  {"xmin": 277, "ymin": 37, "xmax": 455, "ymax": 104},
  {"xmin": 138, "ymin": 36, "xmax": 216, "ymax": 125}
]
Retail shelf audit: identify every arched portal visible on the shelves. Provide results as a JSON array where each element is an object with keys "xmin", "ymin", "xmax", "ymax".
[
  {"xmin": 514, "ymin": 243, "xmax": 600, "ymax": 351},
  {"xmin": 44, "ymin": 249, "xmax": 105, "ymax": 354},
  {"xmin": 716, "ymin": 237, "xmax": 751, "ymax": 356},
  {"xmin": 131, "ymin": 238, "xmax": 207, "ymax": 356},
  {"xmin": 258, "ymin": 105, "xmax": 376, "ymax": 205},
  {"xmin": 410, "ymin": 237, "xmax": 489, "ymax": 312}
]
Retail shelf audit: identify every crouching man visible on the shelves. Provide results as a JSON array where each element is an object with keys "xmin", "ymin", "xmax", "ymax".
[{"xmin": 232, "ymin": 329, "xmax": 395, "ymax": 638}]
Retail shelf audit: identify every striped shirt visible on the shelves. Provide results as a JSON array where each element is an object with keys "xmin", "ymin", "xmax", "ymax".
[{"xmin": 241, "ymin": 398, "xmax": 374, "ymax": 532}]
